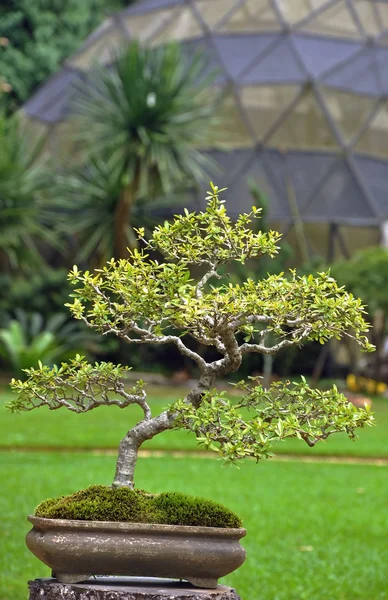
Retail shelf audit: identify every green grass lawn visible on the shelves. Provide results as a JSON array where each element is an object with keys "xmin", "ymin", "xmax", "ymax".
[
  {"xmin": 1, "ymin": 385, "xmax": 387, "ymax": 457},
  {"xmin": 1, "ymin": 452, "xmax": 387, "ymax": 600}
]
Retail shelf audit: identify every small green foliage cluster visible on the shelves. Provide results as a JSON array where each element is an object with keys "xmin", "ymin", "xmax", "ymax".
[
  {"xmin": 7, "ymin": 356, "xmax": 141, "ymax": 413},
  {"xmin": 34, "ymin": 485, "xmax": 242, "ymax": 528},
  {"xmin": 67, "ymin": 255, "xmax": 192, "ymax": 333},
  {"xmin": 145, "ymin": 189, "xmax": 281, "ymax": 265},
  {"xmin": 172, "ymin": 378, "xmax": 375, "ymax": 462}
]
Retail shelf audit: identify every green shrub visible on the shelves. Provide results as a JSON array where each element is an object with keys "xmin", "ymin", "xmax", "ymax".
[
  {"xmin": 0, "ymin": 310, "xmax": 103, "ymax": 376},
  {"xmin": 34, "ymin": 485, "xmax": 242, "ymax": 528}
]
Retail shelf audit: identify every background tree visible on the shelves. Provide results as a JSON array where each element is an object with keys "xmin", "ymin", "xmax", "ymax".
[
  {"xmin": 8, "ymin": 185, "xmax": 374, "ymax": 489},
  {"xmin": 332, "ymin": 246, "xmax": 388, "ymax": 381},
  {"xmin": 60, "ymin": 41, "xmax": 218, "ymax": 261},
  {"xmin": 56, "ymin": 154, "xmax": 193, "ymax": 268},
  {"xmin": 0, "ymin": 111, "xmax": 56, "ymax": 272},
  {"xmin": 0, "ymin": 0, "xmax": 127, "ymax": 113}
]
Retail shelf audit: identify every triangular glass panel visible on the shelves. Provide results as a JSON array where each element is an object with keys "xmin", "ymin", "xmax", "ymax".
[
  {"xmin": 150, "ymin": 7, "xmax": 205, "ymax": 45},
  {"xmin": 82, "ymin": 17, "xmax": 114, "ymax": 45},
  {"xmin": 240, "ymin": 38, "xmax": 307, "ymax": 84},
  {"xmin": 239, "ymin": 85, "xmax": 302, "ymax": 141},
  {"xmin": 267, "ymin": 89, "xmax": 338, "ymax": 151},
  {"xmin": 201, "ymin": 149, "xmax": 253, "ymax": 182},
  {"xmin": 124, "ymin": 8, "xmax": 179, "ymax": 43},
  {"xmin": 354, "ymin": 101, "xmax": 388, "ymax": 159},
  {"xmin": 303, "ymin": 160, "xmax": 375, "ymax": 220},
  {"xmin": 354, "ymin": 155, "xmax": 388, "ymax": 218},
  {"xmin": 218, "ymin": 0, "xmax": 282, "ymax": 33},
  {"xmin": 19, "ymin": 114, "xmax": 51, "ymax": 158},
  {"xmin": 24, "ymin": 69, "xmax": 82, "ymax": 123},
  {"xmin": 180, "ymin": 39, "xmax": 226, "ymax": 84},
  {"xmin": 321, "ymin": 87, "xmax": 377, "ymax": 145},
  {"xmin": 322, "ymin": 49, "xmax": 381, "ymax": 96},
  {"xmin": 352, "ymin": 0, "xmax": 383, "ymax": 36},
  {"xmin": 338, "ymin": 227, "xmax": 380, "ymax": 259},
  {"xmin": 297, "ymin": 0, "xmax": 363, "ymax": 39},
  {"xmin": 213, "ymin": 34, "xmax": 277, "ymax": 80},
  {"xmin": 376, "ymin": 1, "xmax": 388, "ymax": 30},
  {"xmin": 293, "ymin": 35, "xmax": 360, "ymax": 79},
  {"xmin": 259, "ymin": 149, "xmax": 338, "ymax": 221},
  {"xmin": 194, "ymin": 0, "xmax": 238, "ymax": 28},
  {"xmin": 284, "ymin": 151, "xmax": 338, "ymax": 211},
  {"xmin": 50, "ymin": 118, "xmax": 86, "ymax": 165},
  {"xmin": 68, "ymin": 26, "xmax": 125, "ymax": 69},
  {"xmin": 278, "ymin": 0, "xmax": 329, "ymax": 25},
  {"xmin": 227, "ymin": 154, "xmax": 291, "ymax": 219},
  {"xmin": 193, "ymin": 149, "xmax": 253, "ymax": 208},
  {"xmin": 379, "ymin": 32, "xmax": 388, "ymax": 46},
  {"xmin": 288, "ymin": 223, "xmax": 329, "ymax": 260},
  {"xmin": 376, "ymin": 47, "xmax": 388, "ymax": 95},
  {"xmin": 375, "ymin": 1, "xmax": 388, "ymax": 31},
  {"xmin": 259, "ymin": 149, "xmax": 289, "ymax": 202},
  {"xmin": 215, "ymin": 92, "xmax": 255, "ymax": 149}
]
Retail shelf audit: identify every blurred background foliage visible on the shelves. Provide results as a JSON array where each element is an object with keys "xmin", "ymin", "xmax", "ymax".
[{"xmin": 0, "ymin": 0, "xmax": 128, "ymax": 113}]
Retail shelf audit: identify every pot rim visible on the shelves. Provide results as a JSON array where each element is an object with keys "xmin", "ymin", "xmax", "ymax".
[{"xmin": 28, "ymin": 515, "xmax": 246, "ymax": 538}]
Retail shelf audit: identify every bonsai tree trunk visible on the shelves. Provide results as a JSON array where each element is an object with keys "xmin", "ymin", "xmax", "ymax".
[
  {"xmin": 112, "ymin": 411, "xmax": 176, "ymax": 489},
  {"xmin": 262, "ymin": 333, "xmax": 274, "ymax": 389},
  {"xmin": 112, "ymin": 376, "xmax": 217, "ymax": 489}
]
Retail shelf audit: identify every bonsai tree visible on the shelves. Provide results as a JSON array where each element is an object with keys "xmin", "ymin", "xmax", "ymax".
[{"xmin": 8, "ymin": 184, "xmax": 374, "ymax": 490}]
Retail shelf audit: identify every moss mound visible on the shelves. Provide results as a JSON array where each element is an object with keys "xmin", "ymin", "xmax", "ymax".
[{"xmin": 34, "ymin": 485, "xmax": 242, "ymax": 528}]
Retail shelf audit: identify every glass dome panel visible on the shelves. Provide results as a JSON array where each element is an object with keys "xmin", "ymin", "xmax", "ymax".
[
  {"xmin": 149, "ymin": 7, "xmax": 204, "ymax": 45},
  {"xmin": 240, "ymin": 85, "xmax": 301, "ymax": 141},
  {"xmin": 124, "ymin": 8, "xmax": 179, "ymax": 42},
  {"xmin": 68, "ymin": 27, "xmax": 126, "ymax": 70},
  {"xmin": 267, "ymin": 90, "xmax": 338, "ymax": 151},
  {"xmin": 194, "ymin": 0, "xmax": 237, "ymax": 27},
  {"xmin": 298, "ymin": 0, "xmax": 362, "ymax": 39},
  {"xmin": 355, "ymin": 102, "xmax": 388, "ymax": 159},
  {"xmin": 213, "ymin": 92, "xmax": 255, "ymax": 148},
  {"xmin": 321, "ymin": 88, "xmax": 378, "ymax": 144},
  {"xmin": 218, "ymin": 0, "xmax": 281, "ymax": 33},
  {"xmin": 277, "ymin": 0, "xmax": 329, "ymax": 25}
]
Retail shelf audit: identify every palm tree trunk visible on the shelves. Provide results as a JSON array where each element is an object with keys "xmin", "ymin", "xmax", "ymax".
[
  {"xmin": 114, "ymin": 164, "xmax": 141, "ymax": 260},
  {"xmin": 114, "ymin": 183, "xmax": 136, "ymax": 259}
]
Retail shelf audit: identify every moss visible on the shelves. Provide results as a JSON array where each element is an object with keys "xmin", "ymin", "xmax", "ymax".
[
  {"xmin": 34, "ymin": 485, "xmax": 242, "ymax": 528},
  {"xmin": 152, "ymin": 492, "xmax": 242, "ymax": 528}
]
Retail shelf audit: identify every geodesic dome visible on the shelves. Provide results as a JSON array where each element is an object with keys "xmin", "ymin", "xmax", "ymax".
[{"xmin": 23, "ymin": 0, "xmax": 388, "ymax": 259}]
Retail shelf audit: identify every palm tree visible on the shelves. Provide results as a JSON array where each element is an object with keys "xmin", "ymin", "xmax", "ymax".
[
  {"xmin": 0, "ymin": 111, "xmax": 56, "ymax": 272},
  {"xmin": 60, "ymin": 40, "xmax": 218, "ymax": 261},
  {"xmin": 56, "ymin": 154, "xmax": 193, "ymax": 268}
]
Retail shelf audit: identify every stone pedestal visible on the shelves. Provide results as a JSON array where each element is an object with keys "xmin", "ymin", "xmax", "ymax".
[{"xmin": 28, "ymin": 577, "xmax": 242, "ymax": 600}]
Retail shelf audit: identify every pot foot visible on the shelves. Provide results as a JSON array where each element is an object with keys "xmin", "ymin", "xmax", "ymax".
[
  {"xmin": 54, "ymin": 573, "xmax": 91, "ymax": 584},
  {"xmin": 188, "ymin": 577, "xmax": 218, "ymax": 589}
]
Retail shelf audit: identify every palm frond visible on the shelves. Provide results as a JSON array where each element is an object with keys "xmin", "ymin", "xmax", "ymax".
[
  {"xmin": 0, "ymin": 111, "xmax": 58, "ymax": 272},
  {"xmin": 72, "ymin": 41, "xmax": 219, "ymax": 195}
]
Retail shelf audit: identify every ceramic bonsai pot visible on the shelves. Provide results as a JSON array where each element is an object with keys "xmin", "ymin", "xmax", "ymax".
[{"xmin": 26, "ymin": 516, "xmax": 247, "ymax": 588}]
